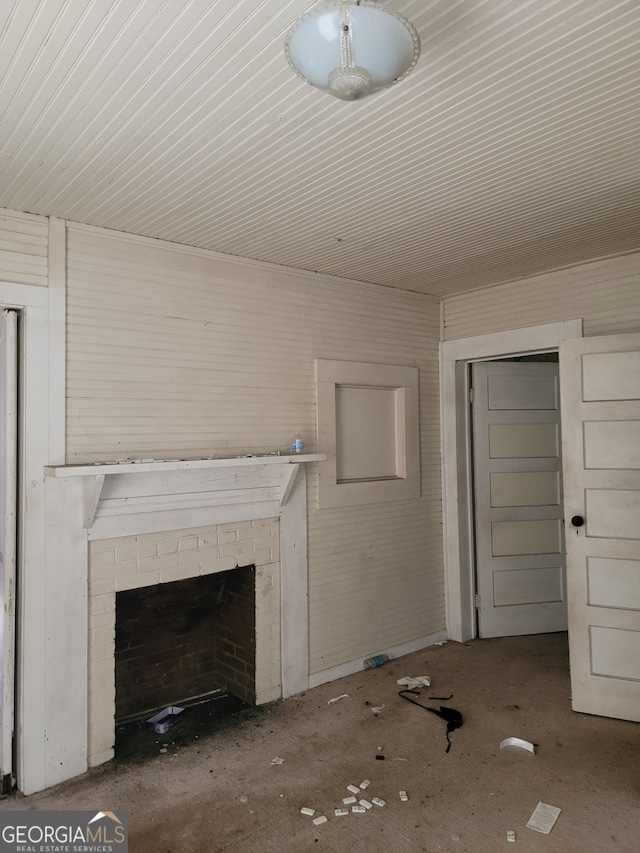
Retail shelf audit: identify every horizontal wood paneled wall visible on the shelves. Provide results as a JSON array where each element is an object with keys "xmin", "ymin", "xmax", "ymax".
[
  {"xmin": 443, "ymin": 252, "xmax": 640, "ymax": 340},
  {"xmin": 0, "ymin": 207, "xmax": 48, "ymax": 286},
  {"xmin": 66, "ymin": 223, "xmax": 443, "ymax": 674}
]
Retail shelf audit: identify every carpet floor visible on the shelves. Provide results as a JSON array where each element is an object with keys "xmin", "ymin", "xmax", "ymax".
[{"xmin": 2, "ymin": 633, "xmax": 638, "ymax": 852}]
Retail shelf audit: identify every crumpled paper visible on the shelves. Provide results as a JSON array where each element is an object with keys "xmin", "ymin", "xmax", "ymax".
[{"xmin": 396, "ymin": 676, "xmax": 431, "ymax": 689}]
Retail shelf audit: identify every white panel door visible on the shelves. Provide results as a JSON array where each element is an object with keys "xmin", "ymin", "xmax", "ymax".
[
  {"xmin": 0, "ymin": 309, "xmax": 18, "ymax": 790},
  {"xmin": 560, "ymin": 333, "xmax": 640, "ymax": 722},
  {"xmin": 473, "ymin": 362, "xmax": 567, "ymax": 638}
]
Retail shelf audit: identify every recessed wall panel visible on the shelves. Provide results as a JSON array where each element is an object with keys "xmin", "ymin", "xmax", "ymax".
[
  {"xmin": 490, "ymin": 471, "xmax": 560, "ymax": 507},
  {"xmin": 586, "ymin": 490, "xmax": 640, "ymax": 540},
  {"xmin": 336, "ymin": 385, "xmax": 397, "ymax": 481},
  {"xmin": 492, "ymin": 519, "xmax": 561, "ymax": 556},
  {"xmin": 587, "ymin": 557, "xmax": 640, "ymax": 610},
  {"xmin": 488, "ymin": 375, "xmax": 558, "ymax": 410},
  {"xmin": 584, "ymin": 421, "xmax": 640, "ymax": 469},
  {"xmin": 489, "ymin": 423, "xmax": 558, "ymax": 458},
  {"xmin": 583, "ymin": 352, "xmax": 640, "ymax": 401},
  {"xmin": 591, "ymin": 626, "xmax": 640, "ymax": 681},
  {"xmin": 493, "ymin": 566, "xmax": 563, "ymax": 606}
]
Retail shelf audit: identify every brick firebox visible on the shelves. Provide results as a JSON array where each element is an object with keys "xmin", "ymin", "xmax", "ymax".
[
  {"xmin": 88, "ymin": 519, "xmax": 281, "ymax": 767},
  {"xmin": 115, "ymin": 565, "xmax": 257, "ymax": 721}
]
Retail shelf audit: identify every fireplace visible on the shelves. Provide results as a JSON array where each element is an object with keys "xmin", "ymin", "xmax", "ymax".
[
  {"xmin": 88, "ymin": 516, "xmax": 281, "ymax": 766},
  {"xmin": 43, "ymin": 454, "xmax": 323, "ymax": 787},
  {"xmin": 115, "ymin": 566, "xmax": 257, "ymax": 722}
]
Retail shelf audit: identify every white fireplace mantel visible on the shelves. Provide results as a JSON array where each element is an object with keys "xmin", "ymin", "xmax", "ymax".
[
  {"xmin": 45, "ymin": 454, "xmax": 325, "ymax": 531},
  {"xmin": 40, "ymin": 453, "xmax": 325, "ymax": 792}
]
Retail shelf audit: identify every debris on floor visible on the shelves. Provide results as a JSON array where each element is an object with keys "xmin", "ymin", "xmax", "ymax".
[
  {"xmin": 327, "ymin": 693, "xmax": 350, "ymax": 704},
  {"xmin": 500, "ymin": 736, "xmax": 536, "ymax": 754},
  {"xmin": 399, "ymin": 689, "xmax": 464, "ymax": 753},
  {"xmin": 369, "ymin": 704, "xmax": 385, "ymax": 715},
  {"xmin": 145, "ymin": 705, "xmax": 185, "ymax": 735},
  {"xmin": 270, "ymin": 756, "xmax": 285, "ymax": 765},
  {"xmin": 396, "ymin": 675, "xmax": 431, "ymax": 689},
  {"xmin": 363, "ymin": 654, "xmax": 390, "ymax": 669},
  {"xmin": 507, "ymin": 830, "xmax": 516, "ymax": 842},
  {"xmin": 299, "ymin": 776, "xmax": 407, "ymax": 826},
  {"xmin": 526, "ymin": 801, "xmax": 561, "ymax": 834}
]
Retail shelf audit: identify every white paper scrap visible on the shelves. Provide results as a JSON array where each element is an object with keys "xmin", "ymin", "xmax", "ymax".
[
  {"xmin": 347, "ymin": 784, "xmax": 360, "ymax": 794},
  {"xmin": 313, "ymin": 816, "xmax": 328, "ymax": 826},
  {"xmin": 526, "ymin": 802, "xmax": 561, "ymax": 835},
  {"xmin": 300, "ymin": 807, "xmax": 315, "ymax": 816},
  {"xmin": 343, "ymin": 796, "xmax": 357, "ymax": 805},
  {"xmin": 328, "ymin": 693, "xmax": 350, "ymax": 704},
  {"xmin": 500, "ymin": 737, "xmax": 535, "ymax": 754}
]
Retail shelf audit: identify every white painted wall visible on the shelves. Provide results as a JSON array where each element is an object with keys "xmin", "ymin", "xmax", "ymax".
[
  {"xmin": 65, "ymin": 222, "xmax": 444, "ymax": 676},
  {"xmin": 0, "ymin": 208, "xmax": 48, "ymax": 286},
  {"xmin": 443, "ymin": 252, "xmax": 640, "ymax": 340}
]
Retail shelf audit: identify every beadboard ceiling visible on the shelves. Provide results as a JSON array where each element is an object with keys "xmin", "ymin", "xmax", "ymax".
[{"xmin": 1, "ymin": 0, "xmax": 639, "ymax": 297}]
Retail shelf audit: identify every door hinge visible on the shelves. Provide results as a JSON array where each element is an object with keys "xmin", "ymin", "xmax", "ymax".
[
  {"xmin": 475, "ymin": 593, "xmax": 481, "ymax": 609},
  {"xmin": 469, "ymin": 386, "xmax": 474, "ymax": 403}
]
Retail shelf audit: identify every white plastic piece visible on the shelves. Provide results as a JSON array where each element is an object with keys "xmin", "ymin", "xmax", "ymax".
[
  {"xmin": 359, "ymin": 799, "xmax": 373, "ymax": 810},
  {"xmin": 507, "ymin": 830, "xmax": 516, "ymax": 842},
  {"xmin": 360, "ymin": 779, "xmax": 371, "ymax": 789},
  {"xmin": 328, "ymin": 693, "xmax": 350, "ymax": 704},
  {"xmin": 300, "ymin": 807, "xmax": 315, "ymax": 816},
  {"xmin": 526, "ymin": 802, "xmax": 561, "ymax": 835},
  {"xmin": 399, "ymin": 790, "xmax": 409, "ymax": 802},
  {"xmin": 343, "ymin": 796, "xmax": 357, "ymax": 805},
  {"xmin": 396, "ymin": 676, "xmax": 431, "ymax": 689},
  {"xmin": 347, "ymin": 784, "xmax": 360, "ymax": 794},
  {"xmin": 313, "ymin": 815, "xmax": 328, "ymax": 826},
  {"xmin": 334, "ymin": 808, "xmax": 349, "ymax": 817},
  {"xmin": 352, "ymin": 805, "xmax": 367, "ymax": 814},
  {"xmin": 372, "ymin": 797, "xmax": 386, "ymax": 807},
  {"xmin": 271, "ymin": 756, "xmax": 286, "ymax": 765},
  {"xmin": 500, "ymin": 737, "xmax": 535, "ymax": 754}
]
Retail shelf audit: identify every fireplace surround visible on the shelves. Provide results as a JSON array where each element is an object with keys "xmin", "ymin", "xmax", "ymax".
[{"xmin": 43, "ymin": 454, "xmax": 323, "ymax": 786}]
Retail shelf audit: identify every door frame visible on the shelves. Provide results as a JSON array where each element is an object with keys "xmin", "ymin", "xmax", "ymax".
[
  {"xmin": 440, "ymin": 320, "xmax": 583, "ymax": 642},
  {"xmin": 0, "ymin": 215, "xmax": 66, "ymax": 794}
]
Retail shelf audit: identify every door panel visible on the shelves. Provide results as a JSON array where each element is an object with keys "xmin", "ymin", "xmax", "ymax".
[
  {"xmin": 560, "ymin": 332, "xmax": 640, "ymax": 722},
  {"xmin": 584, "ymin": 422, "xmax": 640, "ymax": 468},
  {"xmin": 473, "ymin": 361, "xmax": 567, "ymax": 638}
]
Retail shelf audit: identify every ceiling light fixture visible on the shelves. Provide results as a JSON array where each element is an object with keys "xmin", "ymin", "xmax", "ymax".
[{"xmin": 285, "ymin": 1, "xmax": 421, "ymax": 101}]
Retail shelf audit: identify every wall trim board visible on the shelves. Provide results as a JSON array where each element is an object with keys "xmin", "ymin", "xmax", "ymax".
[{"xmin": 308, "ymin": 629, "xmax": 448, "ymax": 689}]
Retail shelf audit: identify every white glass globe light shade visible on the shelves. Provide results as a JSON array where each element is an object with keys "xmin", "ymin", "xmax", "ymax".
[{"xmin": 285, "ymin": 1, "xmax": 421, "ymax": 101}]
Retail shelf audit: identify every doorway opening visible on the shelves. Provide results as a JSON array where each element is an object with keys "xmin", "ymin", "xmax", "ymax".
[
  {"xmin": 440, "ymin": 319, "xmax": 583, "ymax": 643},
  {"xmin": 469, "ymin": 353, "xmax": 567, "ymax": 639}
]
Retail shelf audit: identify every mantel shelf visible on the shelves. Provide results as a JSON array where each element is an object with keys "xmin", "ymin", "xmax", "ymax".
[{"xmin": 44, "ymin": 453, "xmax": 326, "ymax": 478}]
